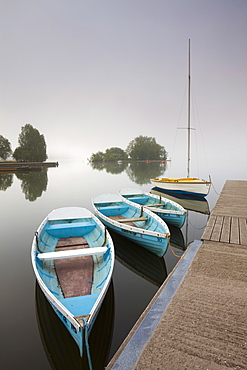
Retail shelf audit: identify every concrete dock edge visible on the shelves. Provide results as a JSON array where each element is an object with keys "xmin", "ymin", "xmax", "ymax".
[{"xmin": 107, "ymin": 239, "xmax": 202, "ymax": 370}]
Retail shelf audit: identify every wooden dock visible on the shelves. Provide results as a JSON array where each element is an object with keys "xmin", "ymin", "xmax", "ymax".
[
  {"xmin": 107, "ymin": 180, "xmax": 247, "ymax": 369},
  {"xmin": 0, "ymin": 161, "xmax": 58, "ymax": 168},
  {"xmin": 0, "ymin": 161, "xmax": 59, "ymax": 173},
  {"xmin": 202, "ymin": 180, "xmax": 247, "ymax": 245}
]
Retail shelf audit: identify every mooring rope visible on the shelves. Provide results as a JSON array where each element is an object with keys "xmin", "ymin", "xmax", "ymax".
[
  {"xmin": 82, "ymin": 318, "xmax": 93, "ymax": 370},
  {"xmin": 168, "ymin": 241, "xmax": 183, "ymax": 258},
  {"xmin": 211, "ymin": 179, "xmax": 220, "ymax": 195}
]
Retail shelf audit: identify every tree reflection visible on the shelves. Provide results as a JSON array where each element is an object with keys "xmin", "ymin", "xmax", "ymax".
[
  {"xmin": 16, "ymin": 169, "xmax": 48, "ymax": 201},
  {"xmin": 126, "ymin": 162, "xmax": 166, "ymax": 185},
  {"xmin": 0, "ymin": 173, "xmax": 13, "ymax": 191},
  {"xmin": 90, "ymin": 161, "xmax": 106, "ymax": 171},
  {"xmin": 90, "ymin": 160, "xmax": 167, "ymax": 185},
  {"xmin": 90, "ymin": 161, "xmax": 128, "ymax": 174}
]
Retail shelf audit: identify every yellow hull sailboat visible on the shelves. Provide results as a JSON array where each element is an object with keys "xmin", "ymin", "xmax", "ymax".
[{"xmin": 151, "ymin": 40, "xmax": 211, "ymax": 197}]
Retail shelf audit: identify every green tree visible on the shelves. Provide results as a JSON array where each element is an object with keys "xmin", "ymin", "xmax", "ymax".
[
  {"xmin": 126, "ymin": 135, "xmax": 167, "ymax": 160},
  {"xmin": 0, "ymin": 135, "xmax": 12, "ymax": 160},
  {"xmin": 13, "ymin": 124, "xmax": 47, "ymax": 162},
  {"xmin": 89, "ymin": 151, "xmax": 105, "ymax": 163},
  {"xmin": 104, "ymin": 147, "xmax": 128, "ymax": 161}
]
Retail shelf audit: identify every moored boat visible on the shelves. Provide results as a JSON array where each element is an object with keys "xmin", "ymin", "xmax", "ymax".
[
  {"xmin": 92, "ymin": 193, "xmax": 170, "ymax": 257},
  {"xmin": 150, "ymin": 178, "xmax": 211, "ymax": 197},
  {"xmin": 31, "ymin": 207, "xmax": 114, "ymax": 358},
  {"xmin": 150, "ymin": 40, "xmax": 211, "ymax": 197},
  {"xmin": 119, "ymin": 187, "xmax": 186, "ymax": 228}
]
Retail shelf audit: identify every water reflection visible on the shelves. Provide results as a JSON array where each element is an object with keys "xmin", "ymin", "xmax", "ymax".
[
  {"xmin": 169, "ymin": 225, "xmax": 186, "ymax": 251},
  {"xmin": 109, "ymin": 230, "xmax": 167, "ymax": 287},
  {"xmin": 126, "ymin": 161, "xmax": 166, "ymax": 185},
  {"xmin": 15, "ymin": 169, "xmax": 48, "ymax": 201},
  {"xmin": 35, "ymin": 281, "xmax": 115, "ymax": 370},
  {"xmin": 150, "ymin": 188, "xmax": 210, "ymax": 215},
  {"xmin": 0, "ymin": 168, "xmax": 48, "ymax": 201},
  {"xmin": 0, "ymin": 173, "xmax": 13, "ymax": 190},
  {"xmin": 90, "ymin": 161, "xmax": 128, "ymax": 174},
  {"xmin": 90, "ymin": 161, "xmax": 166, "ymax": 184}
]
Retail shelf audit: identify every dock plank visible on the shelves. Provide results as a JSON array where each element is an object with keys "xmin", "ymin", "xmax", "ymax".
[
  {"xmin": 201, "ymin": 215, "xmax": 216, "ymax": 241},
  {"xmin": 210, "ymin": 215, "xmax": 223, "ymax": 242},
  {"xmin": 220, "ymin": 216, "xmax": 231, "ymax": 243},
  {"xmin": 230, "ymin": 217, "xmax": 240, "ymax": 244},
  {"xmin": 239, "ymin": 218, "xmax": 247, "ymax": 245}
]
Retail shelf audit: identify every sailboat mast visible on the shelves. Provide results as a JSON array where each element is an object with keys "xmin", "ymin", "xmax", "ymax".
[{"xmin": 187, "ymin": 39, "xmax": 191, "ymax": 178}]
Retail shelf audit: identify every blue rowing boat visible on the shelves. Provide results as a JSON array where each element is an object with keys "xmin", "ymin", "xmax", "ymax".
[
  {"xmin": 92, "ymin": 194, "xmax": 170, "ymax": 257},
  {"xmin": 119, "ymin": 188, "xmax": 186, "ymax": 228},
  {"xmin": 31, "ymin": 207, "xmax": 114, "ymax": 358}
]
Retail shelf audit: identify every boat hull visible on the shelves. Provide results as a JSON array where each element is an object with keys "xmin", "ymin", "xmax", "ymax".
[
  {"xmin": 150, "ymin": 178, "xmax": 211, "ymax": 197},
  {"xmin": 92, "ymin": 194, "xmax": 170, "ymax": 258},
  {"xmin": 119, "ymin": 188, "xmax": 186, "ymax": 228},
  {"xmin": 96, "ymin": 214, "xmax": 168, "ymax": 257},
  {"xmin": 31, "ymin": 207, "xmax": 114, "ymax": 357},
  {"xmin": 153, "ymin": 210, "xmax": 185, "ymax": 228}
]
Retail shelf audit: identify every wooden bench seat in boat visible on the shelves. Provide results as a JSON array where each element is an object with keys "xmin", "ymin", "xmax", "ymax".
[
  {"xmin": 116, "ymin": 217, "xmax": 148, "ymax": 223},
  {"xmin": 37, "ymin": 246, "xmax": 108, "ymax": 260},
  {"xmin": 144, "ymin": 204, "xmax": 184, "ymax": 214},
  {"xmin": 145, "ymin": 203, "xmax": 165, "ymax": 207}
]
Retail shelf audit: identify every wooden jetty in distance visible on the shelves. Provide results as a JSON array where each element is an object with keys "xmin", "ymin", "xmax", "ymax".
[
  {"xmin": 106, "ymin": 180, "xmax": 247, "ymax": 370},
  {"xmin": 0, "ymin": 161, "xmax": 58, "ymax": 172}
]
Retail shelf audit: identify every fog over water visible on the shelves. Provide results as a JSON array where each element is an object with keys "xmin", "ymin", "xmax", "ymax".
[
  {"xmin": 1, "ymin": 2, "xmax": 246, "ymax": 367},
  {"xmin": 0, "ymin": 157, "xmax": 245, "ymax": 369},
  {"xmin": 1, "ymin": 1, "xmax": 246, "ymax": 162}
]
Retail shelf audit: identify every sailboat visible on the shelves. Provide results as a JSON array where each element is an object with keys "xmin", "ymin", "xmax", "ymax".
[{"xmin": 151, "ymin": 40, "xmax": 211, "ymax": 197}]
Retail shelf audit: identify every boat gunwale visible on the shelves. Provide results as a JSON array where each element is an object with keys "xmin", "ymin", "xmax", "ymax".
[
  {"xmin": 118, "ymin": 188, "xmax": 186, "ymax": 216},
  {"xmin": 92, "ymin": 197, "xmax": 170, "ymax": 238}
]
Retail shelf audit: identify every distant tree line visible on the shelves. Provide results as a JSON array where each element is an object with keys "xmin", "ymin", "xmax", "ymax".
[
  {"xmin": 0, "ymin": 124, "xmax": 47, "ymax": 162},
  {"xmin": 89, "ymin": 135, "xmax": 167, "ymax": 162}
]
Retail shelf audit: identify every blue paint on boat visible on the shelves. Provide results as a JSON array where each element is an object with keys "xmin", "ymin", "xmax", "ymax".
[
  {"xmin": 93, "ymin": 194, "xmax": 170, "ymax": 257},
  {"xmin": 60, "ymin": 294, "xmax": 100, "ymax": 316},
  {"xmin": 31, "ymin": 207, "xmax": 115, "ymax": 358},
  {"xmin": 119, "ymin": 188, "xmax": 186, "ymax": 229},
  {"xmin": 154, "ymin": 187, "xmax": 206, "ymax": 197},
  {"xmin": 45, "ymin": 220, "xmax": 95, "ymax": 237}
]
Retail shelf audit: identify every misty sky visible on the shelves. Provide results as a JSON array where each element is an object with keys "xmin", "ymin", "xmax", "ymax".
[{"xmin": 1, "ymin": 0, "xmax": 246, "ymax": 165}]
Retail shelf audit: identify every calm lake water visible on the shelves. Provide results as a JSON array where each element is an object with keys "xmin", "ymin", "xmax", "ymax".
[{"xmin": 0, "ymin": 158, "xmax": 240, "ymax": 369}]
